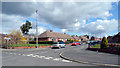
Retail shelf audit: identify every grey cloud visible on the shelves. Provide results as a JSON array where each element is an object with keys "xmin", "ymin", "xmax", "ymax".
[{"xmin": 2, "ymin": 2, "xmax": 116, "ymax": 36}]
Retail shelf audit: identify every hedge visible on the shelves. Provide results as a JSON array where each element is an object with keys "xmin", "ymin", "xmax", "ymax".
[{"xmin": 29, "ymin": 41, "xmax": 54, "ymax": 44}]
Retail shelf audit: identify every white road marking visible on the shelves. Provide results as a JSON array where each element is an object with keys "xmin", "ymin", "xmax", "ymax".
[
  {"xmin": 44, "ymin": 57, "xmax": 51, "ymax": 59},
  {"xmin": 62, "ymin": 59, "xmax": 71, "ymax": 62},
  {"xmin": 48, "ymin": 57, "xmax": 53, "ymax": 59},
  {"xmin": 53, "ymin": 58, "xmax": 61, "ymax": 61},
  {"xmin": 32, "ymin": 55, "xmax": 39, "ymax": 58},
  {"xmin": 6, "ymin": 53, "xmax": 71, "ymax": 63},
  {"xmin": 39, "ymin": 56, "xmax": 45, "ymax": 58},
  {"xmin": 26, "ymin": 54, "xmax": 33, "ymax": 56}
]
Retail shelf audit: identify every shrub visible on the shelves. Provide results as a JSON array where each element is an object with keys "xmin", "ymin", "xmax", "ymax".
[
  {"xmin": 29, "ymin": 41, "xmax": 54, "ymax": 44},
  {"xmin": 100, "ymin": 37, "xmax": 108, "ymax": 49}
]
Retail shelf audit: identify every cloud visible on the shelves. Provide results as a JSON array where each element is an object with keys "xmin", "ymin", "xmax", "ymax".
[
  {"xmin": 2, "ymin": 2, "xmax": 118, "ymax": 37},
  {"xmin": 61, "ymin": 29, "xmax": 67, "ymax": 33},
  {"xmin": 81, "ymin": 19, "xmax": 118, "ymax": 36},
  {"xmin": 29, "ymin": 27, "xmax": 46, "ymax": 35},
  {"xmin": 96, "ymin": 25, "xmax": 104, "ymax": 30}
]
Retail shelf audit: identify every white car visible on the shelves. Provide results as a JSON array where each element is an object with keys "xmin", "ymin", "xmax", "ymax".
[{"xmin": 53, "ymin": 42, "xmax": 66, "ymax": 48}]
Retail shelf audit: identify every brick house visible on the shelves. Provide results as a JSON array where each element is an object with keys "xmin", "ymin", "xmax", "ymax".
[
  {"xmin": 37, "ymin": 30, "xmax": 73, "ymax": 42},
  {"xmin": 79, "ymin": 36, "xmax": 89, "ymax": 41},
  {"xmin": 90, "ymin": 36, "xmax": 102, "ymax": 41},
  {"xmin": 0, "ymin": 34, "xmax": 7, "ymax": 46},
  {"xmin": 107, "ymin": 32, "xmax": 120, "ymax": 43},
  {"xmin": 71, "ymin": 35, "xmax": 81, "ymax": 41}
]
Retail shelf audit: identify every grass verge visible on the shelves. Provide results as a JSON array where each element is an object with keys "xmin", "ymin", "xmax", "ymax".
[{"xmin": 8, "ymin": 44, "xmax": 52, "ymax": 47}]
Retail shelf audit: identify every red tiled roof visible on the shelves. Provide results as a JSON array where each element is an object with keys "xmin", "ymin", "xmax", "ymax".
[
  {"xmin": 71, "ymin": 35, "xmax": 80, "ymax": 40},
  {"xmin": 38, "ymin": 31, "xmax": 73, "ymax": 39}
]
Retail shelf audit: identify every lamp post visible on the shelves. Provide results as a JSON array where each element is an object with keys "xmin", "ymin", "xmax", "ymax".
[{"xmin": 36, "ymin": 10, "xmax": 38, "ymax": 48}]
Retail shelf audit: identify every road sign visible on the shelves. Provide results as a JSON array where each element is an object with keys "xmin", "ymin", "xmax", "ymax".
[{"xmin": 4, "ymin": 37, "xmax": 11, "ymax": 49}]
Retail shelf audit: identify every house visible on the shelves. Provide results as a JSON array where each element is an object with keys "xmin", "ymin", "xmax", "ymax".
[
  {"xmin": 90, "ymin": 36, "xmax": 102, "ymax": 41},
  {"xmin": 71, "ymin": 35, "xmax": 81, "ymax": 41},
  {"xmin": 0, "ymin": 34, "xmax": 7, "ymax": 46},
  {"xmin": 107, "ymin": 32, "xmax": 120, "ymax": 43},
  {"xmin": 79, "ymin": 36, "xmax": 89, "ymax": 41},
  {"xmin": 37, "ymin": 30, "xmax": 73, "ymax": 42}
]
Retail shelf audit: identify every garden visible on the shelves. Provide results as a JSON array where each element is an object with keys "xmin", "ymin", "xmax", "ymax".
[{"xmin": 88, "ymin": 37, "xmax": 120, "ymax": 55}]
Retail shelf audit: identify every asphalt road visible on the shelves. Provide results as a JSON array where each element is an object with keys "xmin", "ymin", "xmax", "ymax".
[
  {"xmin": 61, "ymin": 45, "xmax": 120, "ymax": 66},
  {"xmin": 2, "ymin": 45, "xmax": 93, "ymax": 66}
]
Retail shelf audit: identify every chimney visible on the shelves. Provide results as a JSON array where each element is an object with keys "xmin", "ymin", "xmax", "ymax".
[
  {"xmin": 50, "ymin": 30, "xmax": 53, "ymax": 32},
  {"xmin": 64, "ymin": 33, "xmax": 66, "ymax": 34}
]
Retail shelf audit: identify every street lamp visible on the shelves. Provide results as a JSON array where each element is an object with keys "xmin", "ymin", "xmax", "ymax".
[{"xmin": 36, "ymin": 10, "xmax": 38, "ymax": 48}]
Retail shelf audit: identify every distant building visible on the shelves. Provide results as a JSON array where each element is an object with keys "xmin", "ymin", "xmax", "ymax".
[
  {"xmin": 0, "ymin": 34, "xmax": 8, "ymax": 46},
  {"xmin": 71, "ymin": 35, "xmax": 81, "ymax": 41},
  {"xmin": 90, "ymin": 36, "xmax": 102, "ymax": 41},
  {"xmin": 107, "ymin": 32, "xmax": 120, "ymax": 43},
  {"xmin": 79, "ymin": 36, "xmax": 89, "ymax": 41},
  {"xmin": 36, "ymin": 30, "xmax": 73, "ymax": 42}
]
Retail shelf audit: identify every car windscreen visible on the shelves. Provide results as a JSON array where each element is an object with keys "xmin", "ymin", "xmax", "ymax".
[{"xmin": 59, "ymin": 42, "xmax": 63, "ymax": 44}]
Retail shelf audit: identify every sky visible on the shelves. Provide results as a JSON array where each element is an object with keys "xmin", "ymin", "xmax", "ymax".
[{"xmin": 1, "ymin": 0, "xmax": 119, "ymax": 38}]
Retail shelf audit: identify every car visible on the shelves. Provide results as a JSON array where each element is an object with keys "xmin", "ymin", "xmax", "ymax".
[
  {"xmin": 53, "ymin": 42, "xmax": 66, "ymax": 48},
  {"xmin": 79, "ymin": 41, "xmax": 83, "ymax": 45},
  {"xmin": 71, "ymin": 42, "xmax": 79, "ymax": 46}
]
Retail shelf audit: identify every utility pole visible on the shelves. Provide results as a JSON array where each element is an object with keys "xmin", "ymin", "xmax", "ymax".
[{"xmin": 36, "ymin": 10, "xmax": 38, "ymax": 48}]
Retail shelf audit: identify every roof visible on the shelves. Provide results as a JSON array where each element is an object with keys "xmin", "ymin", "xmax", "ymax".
[
  {"xmin": 79, "ymin": 36, "xmax": 89, "ymax": 41},
  {"xmin": 71, "ymin": 35, "xmax": 80, "ymax": 40},
  {"xmin": 0, "ymin": 34, "xmax": 7, "ymax": 37},
  {"xmin": 38, "ymin": 31, "xmax": 73, "ymax": 39}
]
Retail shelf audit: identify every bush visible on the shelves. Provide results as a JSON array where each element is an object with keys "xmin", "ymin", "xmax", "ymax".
[
  {"xmin": 100, "ymin": 37, "xmax": 108, "ymax": 49},
  {"xmin": 29, "ymin": 41, "xmax": 54, "ymax": 44}
]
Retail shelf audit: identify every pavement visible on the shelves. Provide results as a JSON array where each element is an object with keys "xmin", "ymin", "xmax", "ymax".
[{"xmin": 59, "ymin": 44, "xmax": 120, "ymax": 67}]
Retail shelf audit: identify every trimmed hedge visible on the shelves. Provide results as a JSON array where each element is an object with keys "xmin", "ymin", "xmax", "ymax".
[{"xmin": 29, "ymin": 41, "xmax": 54, "ymax": 44}]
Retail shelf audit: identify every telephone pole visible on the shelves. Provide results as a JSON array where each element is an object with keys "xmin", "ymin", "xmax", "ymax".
[{"xmin": 36, "ymin": 10, "xmax": 38, "ymax": 48}]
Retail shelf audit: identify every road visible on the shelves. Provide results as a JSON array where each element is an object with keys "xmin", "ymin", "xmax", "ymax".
[{"xmin": 2, "ymin": 44, "xmax": 93, "ymax": 66}]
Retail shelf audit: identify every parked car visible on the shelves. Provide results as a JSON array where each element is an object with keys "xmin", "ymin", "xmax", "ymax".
[
  {"xmin": 71, "ymin": 42, "xmax": 79, "ymax": 46},
  {"xmin": 79, "ymin": 41, "xmax": 83, "ymax": 45},
  {"xmin": 89, "ymin": 40, "xmax": 100, "ymax": 45},
  {"xmin": 53, "ymin": 42, "xmax": 66, "ymax": 48}
]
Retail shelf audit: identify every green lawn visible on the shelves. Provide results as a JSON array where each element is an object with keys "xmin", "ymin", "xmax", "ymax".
[
  {"xmin": 8, "ymin": 44, "xmax": 53, "ymax": 47},
  {"xmin": 91, "ymin": 44, "xmax": 100, "ymax": 48}
]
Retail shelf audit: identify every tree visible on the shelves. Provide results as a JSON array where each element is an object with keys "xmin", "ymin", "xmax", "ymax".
[
  {"xmin": 8, "ymin": 30, "xmax": 27, "ymax": 45},
  {"xmin": 100, "ymin": 36, "xmax": 108, "ymax": 49},
  {"xmin": 20, "ymin": 20, "xmax": 32, "ymax": 44},
  {"xmin": 84, "ymin": 35, "xmax": 89, "ymax": 39},
  {"xmin": 20, "ymin": 20, "xmax": 32, "ymax": 35}
]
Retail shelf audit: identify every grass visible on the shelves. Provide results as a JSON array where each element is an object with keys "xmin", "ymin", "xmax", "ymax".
[
  {"xmin": 8, "ymin": 44, "xmax": 53, "ymax": 47},
  {"xmin": 91, "ymin": 44, "xmax": 100, "ymax": 48}
]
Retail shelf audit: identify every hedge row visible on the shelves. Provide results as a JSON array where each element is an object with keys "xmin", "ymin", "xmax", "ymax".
[{"xmin": 29, "ymin": 41, "xmax": 54, "ymax": 44}]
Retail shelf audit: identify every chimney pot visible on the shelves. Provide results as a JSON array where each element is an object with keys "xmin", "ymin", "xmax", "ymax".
[{"xmin": 50, "ymin": 30, "xmax": 53, "ymax": 32}]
